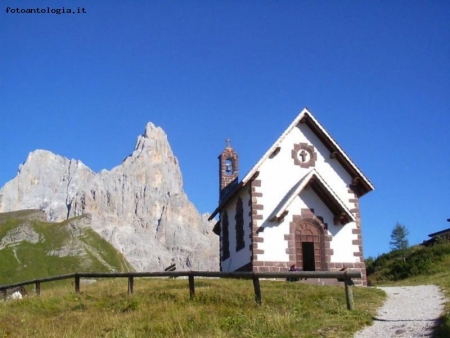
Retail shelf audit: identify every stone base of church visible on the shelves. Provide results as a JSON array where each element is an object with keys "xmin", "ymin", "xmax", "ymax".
[
  {"xmin": 328, "ymin": 262, "xmax": 367, "ymax": 286},
  {"xmin": 251, "ymin": 260, "xmax": 367, "ymax": 286}
]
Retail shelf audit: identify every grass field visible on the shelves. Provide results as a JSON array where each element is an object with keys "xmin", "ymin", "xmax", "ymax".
[
  {"xmin": 2, "ymin": 211, "xmax": 450, "ymax": 337},
  {"xmin": 0, "ymin": 277, "xmax": 385, "ymax": 337}
]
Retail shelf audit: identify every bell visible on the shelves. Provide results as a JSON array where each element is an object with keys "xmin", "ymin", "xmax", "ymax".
[{"xmin": 225, "ymin": 162, "xmax": 232, "ymax": 173}]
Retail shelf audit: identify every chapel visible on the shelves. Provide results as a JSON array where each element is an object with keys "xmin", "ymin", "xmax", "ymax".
[{"xmin": 209, "ymin": 108, "xmax": 374, "ymax": 285}]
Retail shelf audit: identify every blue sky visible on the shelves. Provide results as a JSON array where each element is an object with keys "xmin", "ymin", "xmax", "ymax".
[{"xmin": 1, "ymin": 1, "xmax": 449, "ymax": 258}]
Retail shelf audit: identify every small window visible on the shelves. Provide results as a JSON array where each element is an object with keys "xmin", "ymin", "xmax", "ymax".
[
  {"xmin": 222, "ymin": 211, "xmax": 230, "ymax": 260},
  {"xmin": 225, "ymin": 159, "xmax": 233, "ymax": 174},
  {"xmin": 235, "ymin": 198, "xmax": 245, "ymax": 251}
]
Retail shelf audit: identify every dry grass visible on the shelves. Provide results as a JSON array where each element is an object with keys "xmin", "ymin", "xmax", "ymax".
[{"xmin": 0, "ymin": 278, "xmax": 384, "ymax": 337}]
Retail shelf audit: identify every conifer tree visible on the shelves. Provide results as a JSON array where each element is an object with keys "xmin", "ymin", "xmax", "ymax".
[{"xmin": 389, "ymin": 222, "xmax": 409, "ymax": 251}]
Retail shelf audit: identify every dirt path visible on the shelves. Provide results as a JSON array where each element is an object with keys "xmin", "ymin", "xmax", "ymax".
[{"xmin": 354, "ymin": 285, "xmax": 447, "ymax": 338}]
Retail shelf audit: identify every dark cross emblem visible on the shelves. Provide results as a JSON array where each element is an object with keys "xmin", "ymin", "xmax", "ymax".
[
  {"xmin": 299, "ymin": 150, "xmax": 309, "ymax": 162},
  {"xmin": 226, "ymin": 138, "xmax": 231, "ymax": 148}
]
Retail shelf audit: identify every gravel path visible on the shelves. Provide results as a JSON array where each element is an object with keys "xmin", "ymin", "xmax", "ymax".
[{"xmin": 354, "ymin": 285, "xmax": 447, "ymax": 338}]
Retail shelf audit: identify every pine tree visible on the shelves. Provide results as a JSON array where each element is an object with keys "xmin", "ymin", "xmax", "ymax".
[{"xmin": 389, "ymin": 222, "xmax": 409, "ymax": 251}]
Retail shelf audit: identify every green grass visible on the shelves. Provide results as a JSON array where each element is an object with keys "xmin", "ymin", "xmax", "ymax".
[
  {"xmin": 367, "ymin": 243, "xmax": 450, "ymax": 284},
  {"xmin": 0, "ymin": 209, "xmax": 45, "ymax": 223},
  {"xmin": 4, "ymin": 210, "xmax": 450, "ymax": 336},
  {"xmin": 0, "ymin": 278, "xmax": 385, "ymax": 337},
  {"xmin": 0, "ymin": 211, "xmax": 133, "ymax": 285}
]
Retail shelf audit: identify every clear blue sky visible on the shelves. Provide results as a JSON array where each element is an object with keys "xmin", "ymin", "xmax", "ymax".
[{"xmin": 1, "ymin": 1, "xmax": 449, "ymax": 258}]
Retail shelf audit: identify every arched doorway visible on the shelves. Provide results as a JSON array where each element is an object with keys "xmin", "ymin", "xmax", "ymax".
[{"xmin": 294, "ymin": 220, "xmax": 326, "ymax": 271}]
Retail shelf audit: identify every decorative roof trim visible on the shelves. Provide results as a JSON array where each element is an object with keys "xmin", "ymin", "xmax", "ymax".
[
  {"xmin": 269, "ymin": 169, "xmax": 355, "ymax": 225},
  {"xmin": 240, "ymin": 108, "xmax": 374, "ymax": 195}
]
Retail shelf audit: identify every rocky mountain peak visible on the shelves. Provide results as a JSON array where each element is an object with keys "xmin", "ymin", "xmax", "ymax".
[
  {"xmin": 143, "ymin": 122, "xmax": 162, "ymax": 138},
  {"xmin": 0, "ymin": 123, "xmax": 218, "ymax": 272},
  {"xmin": 134, "ymin": 122, "xmax": 168, "ymax": 152}
]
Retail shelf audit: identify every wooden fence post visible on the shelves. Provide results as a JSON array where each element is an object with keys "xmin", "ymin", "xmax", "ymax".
[
  {"xmin": 128, "ymin": 276, "xmax": 134, "ymax": 295},
  {"xmin": 252, "ymin": 275, "xmax": 262, "ymax": 305},
  {"xmin": 0, "ymin": 270, "xmax": 361, "ymax": 307},
  {"xmin": 35, "ymin": 282, "xmax": 41, "ymax": 296},
  {"xmin": 188, "ymin": 274, "xmax": 195, "ymax": 300},
  {"xmin": 74, "ymin": 274, "xmax": 80, "ymax": 293},
  {"xmin": 344, "ymin": 279, "xmax": 354, "ymax": 310}
]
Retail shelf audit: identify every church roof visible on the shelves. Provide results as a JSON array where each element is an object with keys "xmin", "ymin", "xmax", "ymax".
[
  {"xmin": 209, "ymin": 108, "xmax": 374, "ymax": 220},
  {"xmin": 240, "ymin": 108, "xmax": 374, "ymax": 194},
  {"xmin": 268, "ymin": 169, "xmax": 355, "ymax": 225}
]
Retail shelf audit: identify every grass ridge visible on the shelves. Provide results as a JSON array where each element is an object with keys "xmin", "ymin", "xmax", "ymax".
[{"xmin": 0, "ymin": 211, "xmax": 133, "ymax": 285}]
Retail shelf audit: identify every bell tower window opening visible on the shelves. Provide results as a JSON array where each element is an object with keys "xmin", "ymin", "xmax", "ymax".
[{"xmin": 225, "ymin": 159, "xmax": 233, "ymax": 174}]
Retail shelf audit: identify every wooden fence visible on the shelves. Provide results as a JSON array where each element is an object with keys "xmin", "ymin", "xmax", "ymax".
[{"xmin": 0, "ymin": 270, "xmax": 361, "ymax": 310}]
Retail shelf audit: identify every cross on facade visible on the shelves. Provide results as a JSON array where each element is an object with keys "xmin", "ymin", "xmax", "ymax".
[
  {"xmin": 299, "ymin": 150, "xmax": 308, "ymax": 162},
  {"xmin": 226, "ymin": 138, "xmax": 231, "ymax": 148}
]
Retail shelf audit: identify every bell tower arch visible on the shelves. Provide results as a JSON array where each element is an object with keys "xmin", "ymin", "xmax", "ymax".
[{"xmin": 218, "ymin": 138, "xmax": 238, "ymax": 200}]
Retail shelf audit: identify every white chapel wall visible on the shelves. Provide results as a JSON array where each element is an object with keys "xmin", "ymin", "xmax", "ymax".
[
  {"xmin": 298, "ymin": 124, "xmax": 355, "ymax": 209},
  {"xmin": 300, "ymin": 188, "xmax": 359, "ymax": 262},
  {"xmin": 221, "ymin": 189, "xmax": 252, "ymax": 271},
  {"xmin": 250, "ymin": 121, "xmax": 361, "ymax": 264}
]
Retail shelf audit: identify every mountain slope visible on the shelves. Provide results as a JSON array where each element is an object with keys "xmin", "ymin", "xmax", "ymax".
[
  {"xmin": 366, "ymin": 242, "xmax": 450, "ymax": 284},
  {"xmin": 0, "ymin": 210, "xmax": 133, "ymax": 284}
]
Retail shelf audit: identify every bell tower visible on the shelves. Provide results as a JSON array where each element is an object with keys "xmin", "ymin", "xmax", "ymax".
[{"xmin": 218, "ymin": 138, "xmax": 239, "ymax": 201}]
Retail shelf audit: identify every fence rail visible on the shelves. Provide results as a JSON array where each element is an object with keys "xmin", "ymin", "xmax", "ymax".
[{"xmin": 0, "ymin": 270, "xmax": 361, "ymax": 310}]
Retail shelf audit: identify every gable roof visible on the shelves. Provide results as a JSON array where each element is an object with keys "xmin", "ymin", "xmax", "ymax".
[
  {"xmin": 269, "ymin": 169, "xmax": 355, "ymax": 225},
  {"xmin": 240, "ymin": 108, "xmax": 374, "ymax": 194},
  {"xmin": 428, "ymin": 228, "xmax": 450, "ymax": 238},
  {"xmin": 209, "ymin": 108, "xmax": 374, "ymax": 220}
]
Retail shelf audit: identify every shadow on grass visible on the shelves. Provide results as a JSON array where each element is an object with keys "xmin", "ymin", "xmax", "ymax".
[{"xmin": 433, "ymin": 314, "xmax": 450, "ymax": 338}]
